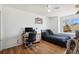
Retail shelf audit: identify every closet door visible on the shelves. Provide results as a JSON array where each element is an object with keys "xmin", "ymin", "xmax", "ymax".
[{"xmin": 48, "ymin": 17, "xmax": 58, "ymax": 33}]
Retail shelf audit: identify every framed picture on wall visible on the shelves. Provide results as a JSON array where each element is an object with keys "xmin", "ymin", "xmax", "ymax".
[{"xmin": 35, "ymin": 17, "xmax": 43, "ymax": 24}]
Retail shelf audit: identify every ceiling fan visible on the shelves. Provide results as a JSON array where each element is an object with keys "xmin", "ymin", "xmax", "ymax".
[
  {"xmin": 75, "ymin": 4, "xmax": 79, "ymax": 14},
  {"xmin": 46, "ymin": 5, "xmax": 51, "ymax": 12},
  {"xmin": 46, "ymin": 4, "xmax": 60, "ymax": 13}
]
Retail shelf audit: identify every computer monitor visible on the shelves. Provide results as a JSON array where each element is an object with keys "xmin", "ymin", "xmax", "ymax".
[{"xmin": 25, "ymin": 27, "xmax": 33, "ymax": 32}]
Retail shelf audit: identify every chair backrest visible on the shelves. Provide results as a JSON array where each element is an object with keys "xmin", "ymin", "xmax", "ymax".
[
  {"xmin": 46, "ymin": 29, "xmax": 54, "ymax": 35},
  {"xmin": 42, "ymin": 29, "xmax": 53, "ymax": 35},
  {"xmin": 65, "ymin": 39, "xmax": 77, "ymax": 54},
  {"xmin": 28, "ymin": 32, "xmax": 36, "ymax": 41}
]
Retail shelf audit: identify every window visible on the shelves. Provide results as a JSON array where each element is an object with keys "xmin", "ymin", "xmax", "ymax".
[{"xmin": 64, "ymin": 18, "xmax": 79, "ymax": 32}]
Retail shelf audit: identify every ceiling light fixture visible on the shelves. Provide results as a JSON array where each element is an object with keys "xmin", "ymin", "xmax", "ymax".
[
  {"xmin": 48, "ymin": 9, "xmax": 51, "ymax": 12},
  {"xmin": 47, "ymin": 5, "xmax": 51, "ymax": 8},
  {"xmin": 47, "ymin": 5, "xmax": 51, "ymax": 13}
]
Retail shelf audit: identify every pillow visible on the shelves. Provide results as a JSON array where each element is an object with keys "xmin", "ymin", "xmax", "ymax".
[
  {"xmin": 41, "ymin": 30, "xmax": 49, "ymax": 36},
  {"xmin": 46, "ymin": 29, "xmax": 54, "ymax": 35}
]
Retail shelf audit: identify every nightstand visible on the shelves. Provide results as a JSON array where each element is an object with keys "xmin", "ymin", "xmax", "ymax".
[{"xmin": 34, "ymin": 33, "xmax": 41, "ymax": 43}]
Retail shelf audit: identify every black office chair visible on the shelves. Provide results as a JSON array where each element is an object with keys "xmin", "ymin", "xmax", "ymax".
[{"xmin": 26, "ymin": 32, "xmax": 36, "ymax": 49}]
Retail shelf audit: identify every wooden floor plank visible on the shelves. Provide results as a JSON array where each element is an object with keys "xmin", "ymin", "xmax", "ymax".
[{"xmin": 0, "ymin": 40, "xmax": 66, "ymax": 54}]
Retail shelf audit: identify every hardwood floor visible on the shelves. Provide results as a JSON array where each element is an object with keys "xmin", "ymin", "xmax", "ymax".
[{"xmin": 0, "ymin": 40, "xmax": 66, "ymax": 54}]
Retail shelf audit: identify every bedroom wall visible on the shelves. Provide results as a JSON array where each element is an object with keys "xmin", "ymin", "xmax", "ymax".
[
  {"xmin": 0, "ymin": 5, "xmax": 1, "ymax": 50},
  {"xmin": 1, "ymin": 5, "xmax": 48, "ymax": 50}
]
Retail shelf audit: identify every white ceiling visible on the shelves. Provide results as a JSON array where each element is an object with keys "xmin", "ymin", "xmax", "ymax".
[{"xmin": 3, "ymin": 4, "xmax": 79, "ymax": 16}]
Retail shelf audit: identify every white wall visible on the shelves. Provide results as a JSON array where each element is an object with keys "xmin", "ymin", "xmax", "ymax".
[
  {"xmin": 1, "ymin": 5, "xmax": 48, "ymax": 50},
  {"xmin": 0, "ymin": 5, "xmax": 1, "ymax": 40},
  {"xmin": 0, "ymin": 6, "xmax": 1, "ymax": 50}
]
